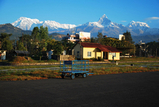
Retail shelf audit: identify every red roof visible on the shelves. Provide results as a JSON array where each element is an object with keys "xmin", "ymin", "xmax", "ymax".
[{"xmin": 79, "ymin": 42, "xmax": 121, "ymax": 52}]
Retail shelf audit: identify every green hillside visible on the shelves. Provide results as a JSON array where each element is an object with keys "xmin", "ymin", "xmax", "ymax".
[{"xmin": 0, "ymin": 23, "xmax": 31, "ymax": 40}]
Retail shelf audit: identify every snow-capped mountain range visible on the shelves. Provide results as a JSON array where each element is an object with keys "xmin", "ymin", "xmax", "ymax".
[
  {"xmin": 12, "ymin": 17, "xmax": 76, "ymax": 31},
  {"xmin": 12, "ymin": 14, "xmax": 159, "ymax": 38}
]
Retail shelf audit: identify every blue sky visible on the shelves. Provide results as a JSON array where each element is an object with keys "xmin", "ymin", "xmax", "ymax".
[{"xmin": 0, "ymin": 0, "xmax": 159, "ymax": 28}]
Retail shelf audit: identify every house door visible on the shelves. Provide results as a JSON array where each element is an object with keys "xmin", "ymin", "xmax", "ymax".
[{"xmin": 103, "ymin": 52, "xmax": 108, "ymax": 59}]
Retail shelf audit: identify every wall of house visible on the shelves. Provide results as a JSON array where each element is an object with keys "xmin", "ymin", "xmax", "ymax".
[
  {"xmin": 73, "ymin": 44, "xmax": 82, "ymax": 59},
  {"xmin": 83, "ymin": 47, "xmax": 103, "ymax": 59},
  {"xmin": 83, "ymin": 47, "xmax": 95, "ymax": 59},
  {"xmin": 108, "ymin": 52, "xmax": 120, "ymax": 60}
]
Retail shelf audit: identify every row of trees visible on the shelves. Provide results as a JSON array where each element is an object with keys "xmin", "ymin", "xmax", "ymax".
[
  {"xmin": 135, "ymin": 41, "xmax": 159, "ymax": 57},
  {"xmin": 0, "ymin": 26, "xmax": 74, "ymax": 60},
  {"xmin": 1, "ymin": 27, "xmax": 158, "ymax": 60}
]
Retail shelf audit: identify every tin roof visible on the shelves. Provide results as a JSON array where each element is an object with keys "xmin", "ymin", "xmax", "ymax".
[
  {"xmin": 79, "ymin": 42, "xmax": 121, "ymax": 52},
  {"xmin": 15, "ymin": 50, "xmax": 30, "ymax": 54}
]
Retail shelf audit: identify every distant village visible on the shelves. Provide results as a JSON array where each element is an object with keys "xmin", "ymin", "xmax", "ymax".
[{"xmin": 0, "ymin": 26, "xmax": 159, "ymax": 61}]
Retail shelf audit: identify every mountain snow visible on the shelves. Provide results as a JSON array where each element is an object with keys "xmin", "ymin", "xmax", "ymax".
[
  {"xmin": 82, "ymin": 14, "xmax": 122, "ymax": 28},
  {"xmin": 12, "ymin": 17, "xmax": 43, "ymax": 30},
  {"xmin": 43, "ymin": 20, "xmax": 76, "ymax": 30},
  {"xmin": 11, "ymin": 15, "xmax": 159, "ymax": 37},
  {"xmin": 12, "ymin": 17, "xmax": 76, "ymax": 31},
  {"xmin": 126, "ymin": 21, "xmax": 150, "ymax": 30}
]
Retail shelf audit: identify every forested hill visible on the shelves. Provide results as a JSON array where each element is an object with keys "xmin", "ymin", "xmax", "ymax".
[
  {"xmin": 0, "ymin": 23, "xmax": 32, "ymax": 40},
  {"xmin": 49, "ymin": 33, "xmax": 66, "ymax": 41},
  {"xmin": 0, "ymin": 23, "xmax": 66, "ymax": 41}
]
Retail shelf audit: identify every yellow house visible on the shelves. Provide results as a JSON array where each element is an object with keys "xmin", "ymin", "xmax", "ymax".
[{"xmin": 72, "ymin": 42, "xmax": 121, "ymax": 60}]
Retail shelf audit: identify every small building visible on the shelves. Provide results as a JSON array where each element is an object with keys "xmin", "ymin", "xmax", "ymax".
[
  {"xmin": 0, "ymin": 50, "xmax": 6, "ymax": 60},
  {"xmin": 119, "ymin": 34, "xmax": 125, "ymax": 40},
  {"xmin": 64, "ymin": 32, "xmax": 91, "ymax": 43},
  {"xmin": 72, "ymin": 42, "xmax": 121, "ymax": 60},
  {"xmin": 14, "ymin": 50, "xmax": 30, "ymax": 56}
]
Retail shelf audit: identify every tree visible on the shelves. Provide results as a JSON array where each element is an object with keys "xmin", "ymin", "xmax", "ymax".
[
  {"xmin": 16, "ymin": 41, "xmax": 26, "ymax": 51},
  {"xmin": 47, "ymin": 39, "xmax": 56, "ymax": 51},
  {"xmin": 19, "ymin": 34, "xmax": 32, "ymax": 51},
  {"xmin": 31, "ymin": 27, "xmax": 40, "ymax": 40},
  {"xmin": 0, "ymin": 33, "xmax": 13, "ymax": 50},
  {"xmin": 1, "ymin": 40, "xmax": 13, "ymax": 50},
  {"xmin": 61, "ymin": 39, "xmax": 75, "ymax": 54},
  {"xmin": 123, "ymin": 31, "xmax": 133, "ymax": 43},
  {"xmin": 147, "ymin": 41, "xmax": 159, "ymax": 57},
  {"xmin": 97, "ymin": 32, "xmax": 103, "ymax": 44},
  {"xmin": 90, "ymin": 37, "xmax": 97, "ymax": 43},
  {"xmin": 47, "ymin": 40, "xmax": 63, "ymax": 55},
  {"xmin": 0, "ymin": 33, "xmax": 12, "ymax": 41},
  {"xmin": 30, "ymin": 26, "xmax": 50, "ymax": 59},
  {"xmin": 39, "ymin": 26, "xmax": 49, "ymax": 40},
  {"xmin": 54, "ymin": 41, "xmax": 63, "ymax": 55}
]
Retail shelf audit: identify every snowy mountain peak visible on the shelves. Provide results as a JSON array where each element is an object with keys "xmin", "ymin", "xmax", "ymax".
[
  {"xmin": 10, "ymin": 15, "xmax": 158, "ymax": 39},
  {"xmin": 98, "ymin": 14, "xmax": 111, "ymax": 25},
  {"xmin": 13, "ymin": 17, "xmax": 43, "ymax": 25},
  {"xmin": 12, "ymin": 17, "xmax": 76, "ymax": 31},
  {"xmin": 127, "ymin": 21, "xmax": 150, "ymax": 30},
  {"xmin": 12, "ymin": 17, "xmax": 43, "ymax": 30},
  {"xmin": 101, "ymin": 14, "xmax": 108, "ymax": 18}
]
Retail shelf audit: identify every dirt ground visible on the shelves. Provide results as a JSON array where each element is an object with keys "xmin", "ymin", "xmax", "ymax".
[{"xmin": 0, "ymin": 71, "xmax": 159, "ymax": 107}]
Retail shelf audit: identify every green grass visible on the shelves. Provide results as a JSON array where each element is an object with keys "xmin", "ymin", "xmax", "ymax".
[
  {"xmin": 120, "ymin": 57, "xmax": 159, "ymax": 61},
  {"xmin": 1, "ymin": 65, "xmax": 159, "ymax": 81},
  {"xmin": 0, "ymin": 65, "xmax": 60, "ymax": 70},
  {"xmin": 0, "ymin": 57, "xmax": 158, "ymax": 71}
]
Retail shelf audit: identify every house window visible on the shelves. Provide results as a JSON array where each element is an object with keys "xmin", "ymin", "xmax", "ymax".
[
  {"xmin": 77, "ymin": 51, "xmax": 79, "ymax": 57},
  {"xmin": 109, "ymin": 52, "xmax": 116, "ymax": 57},
  {"xmin": 87, "ymin": 52, "xmax": 91, "ymax": 57}
]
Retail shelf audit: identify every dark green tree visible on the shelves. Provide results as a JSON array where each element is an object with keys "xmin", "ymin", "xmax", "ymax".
[
  {"xmin": 123, "ymin": 31, "xmax": 133, "ymax": 44},
  {"xmin": 1, "ymin": 40, "xmax": 13, "ymax": 50},
  {"xmin": 39, "ymin": 26, "xmax": 49, "ymax": 40},
  {"xmin": 90, "ymin": 37, "xmax": 97, "ymax": 43},
  {"xmin": 47, "ymin": 39, "xmax": 56, "ymax": 51},
  {"xmin": 147, "ymin": 41, "xmax": 159, "ymax": 57},
  {"xmin": 17, "ymin": 41, "xmax": 26, "ymax": 51},
  {"xmin": 97, "ymin": 32, "xmax": 103, "ymax": 44},
  {"xmin": 31, "ymin": 27, "xmax": 40, "ymax": 40},
  {"xmin": 0, "ymin": 33, "xmax": 13, "ymax": 50},
  {"xmin": 19, "ymin": 34, "xmax": 32, "ymax": 51},
  {"xmin": 61, "ymin": 39, "xmax": 75, "ymax": 54},
  {"xmin": 53, "ymin": 41, "xmax": 63, "ymax": 55}
]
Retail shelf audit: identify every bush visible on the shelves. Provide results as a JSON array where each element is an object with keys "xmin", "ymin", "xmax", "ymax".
[{"xmin": 98, "ymin": 57, "xmax": 104, "ymax": 61}]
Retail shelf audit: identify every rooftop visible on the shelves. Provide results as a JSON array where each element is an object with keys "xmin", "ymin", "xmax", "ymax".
[{"xmin": 79, "ymin": 42, "xmax": 121, "ymax": 52}]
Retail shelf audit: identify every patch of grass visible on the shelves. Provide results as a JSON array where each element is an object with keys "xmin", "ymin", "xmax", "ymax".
[
  {"xmin": 1, "ymin": 66, "xmax": 159, "ymax": 81},
  {"xmin": 120, "ymin": 57, "xmax": 159, "ymax": 61},
  {"xmin": 0, "ymin": 65, "xmax": 60, "ymax": 70},
  {"xmin": 89, "ymin": 66, "xmax": 159, "ymax": 75},
  {"xmin": 0, "ymin": 69, "xmax": 61, "ymax": 81}
]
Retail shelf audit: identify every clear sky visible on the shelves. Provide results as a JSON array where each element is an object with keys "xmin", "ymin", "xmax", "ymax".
[{"xmin": 0, "ymin": 0, "xmax": 159, "ymax": 28}]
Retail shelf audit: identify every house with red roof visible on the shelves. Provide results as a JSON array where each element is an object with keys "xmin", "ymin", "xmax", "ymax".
[{"xmin": 72, "ymin": 42, "xmax": 121, "ymax": 60}]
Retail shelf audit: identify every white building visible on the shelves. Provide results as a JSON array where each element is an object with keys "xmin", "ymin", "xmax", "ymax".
[
  {"xmin": 119, "ymin": 34, "xmax": 125, "ymax": 40},
  {"xmin": 66, "ymin": 32, "xmax": 91, "ymax": 43},
  {"xmin": 0, "ymin": 50, "xmax": 6, "ymax": 60}
]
